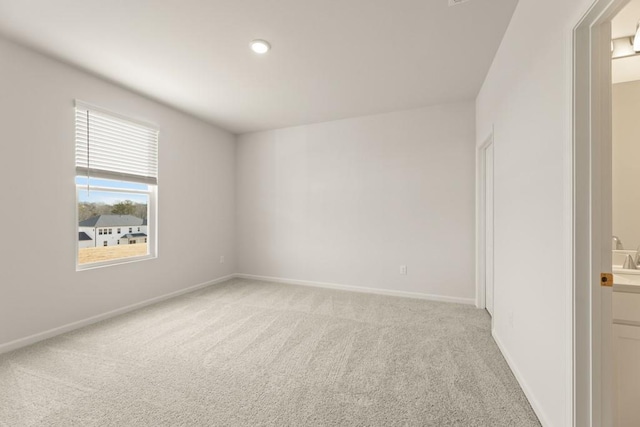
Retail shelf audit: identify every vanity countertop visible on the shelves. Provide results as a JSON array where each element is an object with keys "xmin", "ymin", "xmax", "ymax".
[
  {"xmin": 614, "ymin": 283, "xmax": 640, "ymax": 293},
  {"xmin": 613, "ymin": 273, "xmax": 640, "ymax": 293}
]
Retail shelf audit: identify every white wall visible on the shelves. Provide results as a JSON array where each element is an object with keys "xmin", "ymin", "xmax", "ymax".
[
  {"xmin": 92, "ymin": 232, "xmax": 120, "ymax": 247},
  {"xmin": 0, "ymin": 37, "xmax": 236, "ymax": 347},
  {"xmin": 613, "ymin": 80, "xmax": 640, "ymax": 251},
  {"xmin": 236, "ymin": 103, "xmax": 476, "ymax": 302},
  {"xmin": 475, "ymin": 0, "xmax": 595, "ymax": 425}
]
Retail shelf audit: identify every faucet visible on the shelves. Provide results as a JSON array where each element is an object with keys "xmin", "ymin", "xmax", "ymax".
[
  {"xmin": 623, "ymin": 254, "xmax": 638, "ymax": 270},
  {"xmin": 613, "ymin": 235, "xmax": 623, "ymax": 250}
]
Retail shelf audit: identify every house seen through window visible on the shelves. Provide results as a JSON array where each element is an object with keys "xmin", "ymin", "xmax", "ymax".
[{"xmin": 75, "ymin": 101, "xmax": 158, "ymax": 268}]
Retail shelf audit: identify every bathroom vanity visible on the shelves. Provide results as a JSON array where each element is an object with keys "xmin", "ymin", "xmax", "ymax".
[{"xmin": 613, "ymin": 275, "xmax": 640, "ymax": 426}]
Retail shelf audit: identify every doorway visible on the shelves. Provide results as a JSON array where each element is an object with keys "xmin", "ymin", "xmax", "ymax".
[
  {"xmin": 574, "ymin": 0, "xmax": 630, "ymax": 424},
  {"xmin": 485, "ymin": 141, "xmax": 495, "ymax": 316},
  {"xmin": 476, "ymin": 133, "xmax": 494, "ymax": 317}
]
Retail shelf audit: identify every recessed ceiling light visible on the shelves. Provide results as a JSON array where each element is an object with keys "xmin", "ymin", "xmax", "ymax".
[{"xmin": 250, "ymin": 39, "xmax": 271, "ymax": 54}]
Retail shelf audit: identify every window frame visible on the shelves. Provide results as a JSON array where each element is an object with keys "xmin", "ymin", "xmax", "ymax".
[
  {"xmin": 74, "ymin": 101, "xmax": 158, "ymax": 271},
  {"xmin": 76, "ymin": 181, "xmax": 157, "ymax": 271}
]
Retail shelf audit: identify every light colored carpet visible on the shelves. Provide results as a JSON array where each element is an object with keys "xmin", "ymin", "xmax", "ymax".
[{"xmin": 0, "ymin": 278, "xmax": 540, "ymax": 426}]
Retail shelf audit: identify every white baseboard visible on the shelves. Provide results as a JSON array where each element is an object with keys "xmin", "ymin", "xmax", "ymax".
[
  {"xmin": 0, "ymin": 274, "xmax": 235, "ymax": 355},
  {"xmin": 0, "ymin": 273, "xmax": 473, "ymax": 355},
  {"xmin": 492, "ymin": 330, "xmax": 551, "ymax": 427},
  {"xmin": 235, "ymin": 273, "xmax": 476, "ymax": 305}
]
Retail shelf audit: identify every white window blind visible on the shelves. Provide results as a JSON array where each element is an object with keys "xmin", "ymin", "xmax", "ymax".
[{"xmin": 75, "ymin": 101, "xmax": 158, "ymax": 185}]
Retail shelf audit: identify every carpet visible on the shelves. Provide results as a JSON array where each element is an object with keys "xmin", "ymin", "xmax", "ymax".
[{"xmin": 0, "ymin": 278, "xmax": 540, "ymax": 426}]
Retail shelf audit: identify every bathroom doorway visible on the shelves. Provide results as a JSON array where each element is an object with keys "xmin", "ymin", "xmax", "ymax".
[
  {"xmin": 574, "ymin": 0, "xmax": 640, "ymax": 424},
  {"xmin": 608, "ymin": 2, "xmax": 640, "ymax": 425}
]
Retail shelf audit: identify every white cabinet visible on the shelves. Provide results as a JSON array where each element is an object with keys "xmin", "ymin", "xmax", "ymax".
[
  {"xmin": 614, "ymin": 324, "xmax": 640, "ymax": 427},
  {"xmin": 613, "ymin": 292, "xmax": 640, "ymax": 323},
  {"xmin": 613, "ymin": 290, "xmax": 640, "ymax": 427}
]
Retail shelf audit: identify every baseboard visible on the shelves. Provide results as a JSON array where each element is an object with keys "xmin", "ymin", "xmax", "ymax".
[
  {"xmin": 0, "ymin": 273, "xmax": 474, "ymax": 355},
  {"xmin": 492, "ymin": 330, "xmax": 551, "ymax": 427},
  {"xmin": 0, "ymin": 274, "xmax": 235, "ymax": 355},
  {"xmin": 235, "ymin": 273, "xmax": 475, "ymax": 305}
]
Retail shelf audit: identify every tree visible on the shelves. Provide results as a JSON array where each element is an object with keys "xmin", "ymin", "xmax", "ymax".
[
  {"xmin": 111, "ymin": 200, "xmax": 136, "ymax": 215},
  {"xmin": 78, "ymin": 202, "xmax": 111, "ymax": 222},
  {"xmin": 133, "ymin": 203, "xmax": 148, "ymax": 220},
  {"xmin": 78, "ymin": 203, "xmax": 98, "ymax": 222}
]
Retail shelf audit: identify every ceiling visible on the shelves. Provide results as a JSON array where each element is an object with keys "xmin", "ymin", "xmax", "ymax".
[
  {"xmin": 0, "ymin": 0, "xmax": 519, "ymax": 134},
  {"xmin": 613, "ymin": 0, "xmax": 640, "ymax": 84}
]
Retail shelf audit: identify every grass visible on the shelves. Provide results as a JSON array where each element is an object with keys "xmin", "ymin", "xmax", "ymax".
[{"xmin": 78, "ymin": 243, "xmax": 148, "ymax": 265}]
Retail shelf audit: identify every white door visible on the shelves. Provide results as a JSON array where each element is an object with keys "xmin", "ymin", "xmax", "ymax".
[{"xmin": 485, "ymin": 143, "xmax": 494, "ymax": 316}]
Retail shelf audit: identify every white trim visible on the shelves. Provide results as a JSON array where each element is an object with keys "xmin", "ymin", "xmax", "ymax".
[
  {"xmin": 565, "ymin": 7, "xmax": 582, "ymax": 427},
  {"xmin": 76, "ymin": 253, "xmax": 157, "ymax": 271},
  {"xmin": 235, "ymin": 273, "xmax": 476, "ymax": 305},
  {"xmin": 476, "ymin": 131, "xmax": 494, "ymax": 310},
  {"xmin": 0, "ymin": 274, "xmax": 235, "ymax": 355},
  {"xmin": 492, "ymin": 331, "xmax": 551, "ymax": 427}
]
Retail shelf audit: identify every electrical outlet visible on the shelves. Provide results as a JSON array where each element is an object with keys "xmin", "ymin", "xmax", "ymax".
[
  {"xmin": 400, "ymin": 265, "xmax": 407, "ymax": 275},
  {"xmin": 220, "ymin": 256, "xmax": 225, "ymax": 264}
]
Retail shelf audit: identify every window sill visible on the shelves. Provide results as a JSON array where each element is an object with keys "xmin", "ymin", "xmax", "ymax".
[{"xmin": 76, "ymin": 254, "xmax": 157, "ymax": 271}]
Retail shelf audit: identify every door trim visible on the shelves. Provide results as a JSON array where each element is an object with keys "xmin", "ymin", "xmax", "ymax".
[
  {"xmin": 476, "ymin": 131, "xmax": 494, "ymax": 312},
  {"xmin": 574, "ymin": 0, "xmax": 627, "ymax": 424}
]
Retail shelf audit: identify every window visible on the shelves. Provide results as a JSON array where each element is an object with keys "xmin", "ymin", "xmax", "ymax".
[{"xmin": 76, "ymin": 101, "xmax": 158, "ymax": 269}]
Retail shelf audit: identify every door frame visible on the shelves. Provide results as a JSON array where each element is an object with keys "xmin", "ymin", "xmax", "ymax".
[
  {"xmin": 476, "ymin": 131, "xmax": 494, "ymax": 313},
  {"xmin": 574, "ymin": 0, "xmax": 627, "ymax": 424}
]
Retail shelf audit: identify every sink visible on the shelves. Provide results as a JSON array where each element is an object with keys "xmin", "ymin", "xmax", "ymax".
[{"xmin": 613, "ymin": 250, "xmax": 640, "ymax": 286}]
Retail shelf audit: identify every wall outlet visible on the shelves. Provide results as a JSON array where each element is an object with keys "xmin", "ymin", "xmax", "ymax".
[
  {"xmin": 220, "ymin": 255, "xmax": 225, "ymax": 264},
  {"xmin": 400, "ymin": 265, "xmax": 407, "ymax": 275}
]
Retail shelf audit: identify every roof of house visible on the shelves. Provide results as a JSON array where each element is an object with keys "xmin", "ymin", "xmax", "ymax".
[
  {"xmin": 78, "ymin": 232, "xmax": 92, "ymax": 241},
  {"xmin": 79, "ymin": 215, "xmax": 144, "ymax": 227},
  {"xmin": 120, "ymin": 233, "xmax": 147, "ymax": 239}
]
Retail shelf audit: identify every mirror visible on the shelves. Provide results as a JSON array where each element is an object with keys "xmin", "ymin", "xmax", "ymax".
[{"xmin": 613, "ymin": 80, "xmax": 640, "ymax": 270}]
